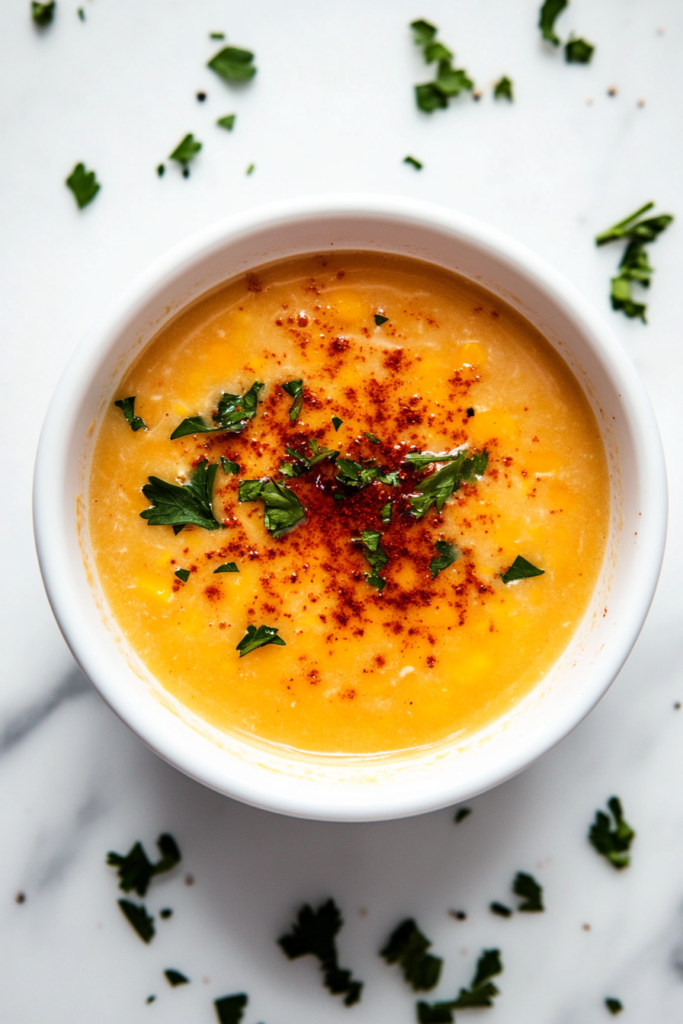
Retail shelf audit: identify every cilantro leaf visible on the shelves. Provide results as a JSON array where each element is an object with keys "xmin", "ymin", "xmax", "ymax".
[
  {"xmin": 500, "ymin": 555, "xmax": 544, "ymax": 584},
  {"xmin": 214, "ymin": 994, "xmax": 248, "ymax": 1024},
  {"xmin": 380, "ymin": 501, "xmax": 392, "ymax": 526},
  {"xmin": 169, "ymin": 134, "xmax": 202, "ymax": 165},
  {"xmin": 171, "ymin": 381, "xmax": 264, "ymax": 439},
  {"xmin": 332, "ymin": 416, "xmax": 343, "ymax": 430},
  {"xmin": 410, "ymin": 19, "xmax": 437, "ymax": 47},
  {"xmin": 494, "ymin": 75, "xmax": 513, "ymax": 100},
  {"xmin": 214, "ymin": 562, "xmax": 239, "ymax": 573},
  {"xmin": 565, "ymin": 37, "xmax": 595, "ymax": 63},
  {"xmin": 282, "ymin": 379, "xmax": 304, "ymax": 423},
  {"xmin": 141, "ymin": 460, "xmax": 221, "ymax": 534},
  {"xmin": 513, "ymin": 871, "xmax": 544, "ymax": 911},
  {"xmin": 605, "ymin": 998, "xmax": 624, "ymax": 1015},
  {"xmin": 165, "ymin": 969, "xmax": 189, "ymax": 987},
  {"xmin": 66, "ymin": 163, "xmax": 100, "ymax": 208},
  {"xmin": 114, "ymin": 396, "xmax": 146, "ymax": 432},
  {"xmin": 539, "ymin": 0, "xmax": 567, "ymax": 45},
  {"xmin": 279, "ymin": 899, "xmax": 364, "ymax": 1007},
  {"xmin": 490, "ymin": 902, "xmax": 512, "ymax": 917},
  {"xmin": 236, "ymin": 624, "xmax": 286, "ymax": 657},
  {"xmin": 589, "ymin": 797, "xmax": 635, "ymax": 869},
  {"xmin": 208, "ymin": 46, "xmax": 256, "ymax": 82},
  {"xmin": 416, "ymin": 949, "xmax": 502, "ymax": 1022},
  {"xmin": 217, "ymin": 113, "xmax": 236, "ymax": 130},
  {"xmin": 410, "ymin": 449, "xmax": 488, "ymax": 519},
  {"xmin": 379, "ymin": 918, "xmax": 443, "ymax": 991},
  {"xmin": 430, "ymin": 540, "xmax": 458, "ymax": 579},
  {"xmin": 454, "ymin": 808, "xmax": 471, "ymax": 823},
  {"xmin": 220, "ymin": 457, "xmax": 240, "ymax": 475},
  {"xmin": 238, "ymin": 478, "xmax": 306, "ymax": 538},
  {"xmin": 360, "ymin": 529, "xmax": 389, "ymax": 593},
  {"xmin": 32, "ymin": 1, "xmax": 55, "ymax": 26},
  {"xmin": 175, "ymin": 568, "xmax": 190, "ymax": 583},
  {"xmin": 118, "ymin": 899, "xmax": 155, "ymax": 943},
  {"xmin": 107, "ymin": 834, "xmax": 181, "ymax": 896},
  {"xmin": 375, "ymin": 313, "xmax": 389, "ymax": 324}
]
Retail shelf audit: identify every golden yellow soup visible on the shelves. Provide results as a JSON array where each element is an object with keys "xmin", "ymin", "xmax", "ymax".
[{"xmin": 89, "ymin": 252, "xmax": 609, "ymax": 755}]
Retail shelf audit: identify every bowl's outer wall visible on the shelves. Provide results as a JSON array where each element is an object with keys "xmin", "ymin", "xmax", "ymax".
[{"xmin": 33, "ymin": 195, "xmax": 667, "ymax": 820}]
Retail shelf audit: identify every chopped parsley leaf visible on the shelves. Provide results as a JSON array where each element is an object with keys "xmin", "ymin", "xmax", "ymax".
[
  {"xmin": 214, "ymin": 994, "xmax": 248, "ymax": 1024},
  {"xmin": 238, "ymin": 478, "xmax": 306, "ymax": 538},
  {"xmin": 66, "ymin": 163, "xmax": 100, "ymax": 209},
  {"xmin": 410, "ymin": 20, "xmax": 437, "ymax": 47},
  {"xmin": 332, "ymin": 416, "xmax": 343, "ymax": 430},
  {"xmin": 493, "ymin": 76, "xmax": 513, "ymax": 100},
  {"xmin": 118, "ymin": 899, "xmax": 155, "ymax": 943},
  {"xmin": 171, "ymin": 381, "xmax": 264, "ymax": 439},
  {"xmin": 359, "ymin": 529, "xmax": 389, "ymax": 593},
  {"xmin": 374, "ymin": 313, "xmax": 389, "ymax": 325},
  {"xmin": 539, "ymin": 0, "xmax": 567, "ymax": 46},
  {"xmin": 410, "ymin": 449, "xmax": 488, "ymax": 519},
  {"xmin": 32, "ymin": 2, "xmax": 55, "ymax": 27},
  {"xmin": 605, "ymin": 998, "xmax": 623, "ymax": 1015},
  {"xmin": 210, "ymin": 32, "xmax": 226, "ymax": 40},
  {"xmin": 365, "ymin": 432, "xmax": 381, "ymax": 444},
  {"xmin": 236, "ymin": 624, "xmax": 286, "ymax": 657},
  {"xmin": 114, "ymin": 396, "xmax": 146, "ymax": 432},
  {"xmin": 246, "ymin": 163, "xmax": 255, "ymax": 175},
  {"xmin": 513, "ymin": 871, "xmax": 544, "ymax": 911},
  {"xmin": 490, "ymin": 902, "xmax": 512, "ymax": 917},
  {"xmin": 146, "ymin": 995, "xmax": 156, "ymax": 1003},
  {"xmin": 208, "ymin": 46, "xmax": 257, "ymax": 82},
  {"xmin": 282, "ymin": 378, "xmax": 304, "ymax": 423},
  {"xmin": 429, "ymin": 540, "xmax": 458, "ymax": 579},
  {"xmin": 589, "ymin": 797, "xmax": 635, "ymax": 869},
  {"xmin": 278, "ymin": 899, "xmax": 364, "ymax": 1006},
  {"xmin": 157, "ymin": 164, "xmax": 165, "ymax": 177},
  {"xmin": 454, "ymin": 808, "xmax": 471, "ymax": 823},
  {"xmin": 77, "ymin": 7, "xmax": 85, "ymax": 21},
  {"xmin": 175, "ymin": 568, "xmax": 190, "ymax": 583},
  {"xmin": 411, "ymin": 20, "xmax": 473, "ymax": 113},
  {"xmin": 107, "ymin": 834, "xmax": 181, "ymax": 896},
  {"xmin": 160, "ymin": 908, "xmax": 173, "ymax": 919},
  {"xmin": 404, "ymin": 450, "xmax": 467, "ymax": 471},
  {"xmin": 335, "ymin": 458, "xmax": 395, "ymax": 490},
  {"xmin": 280, "ymin": 440, "xmax": 339, "ymax": 478},
  {"xmin": 214, "ymin": 562, "xmax": 239, "ymax": 573},
  {"xmin": 565, "ymin": 37, "xmax": 594, "ymax": 63},
  {"xmin": 217, "ymin": 113, "xmax": 236, "ymax": 130},
  {"xmin": 404, "ymin": 156, "xmax": 423, "ymax": 170},
  {"xmin": 220, "ymin": 457, "xmax": 240, "ymax": 475},
  {"xmin": 595, "ymin": 203, "xmax": 674, "ymax": 322},
  {"xmin": 380, "ymin": 501, "xmax": 392, "ymax": 526},
  {"xmin": 500, "ymin": 555, "xmax": 544, "ymax": 584},
  {"xmin": 417, "ymin": 948, "xmax": 502, "ymax": 1022},
  {"xmin": 165, "ymin": 969, "xmax": 189, "ymax": 987},
  {"xmin": 169, "ymin": 134, "xmax": 202, "ymax": 166},
  {"xmin": 141, "ymin": 460, "xmax": 221, "ymax": 534},
  {"xmin": 415, "ymin": 83, "xmax": 448, "ymax": 113},
  {"xmin": 380, "ymin": 918, "xmax": 443, "ymax": 991}
]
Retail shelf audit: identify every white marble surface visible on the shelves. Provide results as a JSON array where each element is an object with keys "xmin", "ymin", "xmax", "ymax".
[{"xmin": 2, "ymin": 0, "xmax": 683, "ymax": 1020}]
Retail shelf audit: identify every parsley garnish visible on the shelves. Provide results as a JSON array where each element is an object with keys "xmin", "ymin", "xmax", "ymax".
[
  {"xmin": 118, "ymin": 899, "xmax": 155, "ymax": 943},
  {"xmin": 493, "ymin": 76, "xmax": 513, "ymax": 100},
  {"xmin": 565, "ymin": 37, "xmax": 594, "ymax": 63},
  {"xmin": 410, "ymin": 19, "xmax": 437, "ymax": 47},
  {"xmin": 365, "ymin": 432, "xmax": 381, "ymax": 444},
  {"xmin": 280, "ymin": 440, "xmax": 339, "ymax": 478},
  {"xmin": 588, "ymin": 797, "xmax": 635, "ymax": 869},
  {"xmin": 175, "ymin": 568, "xmax": 190, "ymax": 583},
  {"xmin": 214, "ymin": 994, "xmax": 248, "ymax": 1024},
  {"xmin": 141, "ymin": 460, "xmax": 221, "ymax": 534},
  {"xmin": 335, "ymin": 459, "xmax": 399, "ymax": 490},
  {"xmin": 374, "ymin": 313, "xmax": 389, "ymax": 324},
  {"xmin": 160, "ymin": 908, "xmax": 173, "ymax": 919},
  {"xmin": 157, "ymin": 164, "xmax": 165, "ymax": 177},
  {"xmin": 171, "ymin": 381, "xmax": 264, "ymax": 439},
  {"xmin": 169, "ymin": 134, "xmax": 202, "ymax": 166},
  {"xmin": 32, "ymin": 2, "xmax": 55, "ymax": 26},
  {"xmin": 404, "ymin": 155, "xmax": 423, "ymax": 170},
  {"xmin": 595, "ymin": 202, "xmax": 674, "ymax": 322},
  {"xmin": 490, "ymin": 902, "xmax": 512, "ymax": 917},
  {"xmin": 278, "ymin": 899, "xmax": 364, "ymax": 1007},
  {"xmin": 500, "ymin": 555, "xmax": 544, "ymax": 584},
  {"xmin": 146, "ymin": 995, "xmax": 156, "ymax": 1003},
  {"xmin": 114, "ymin": 396, "xmax": 146, "ymax": 432},
  {"xmin": 380, "ymin": 501, "xmax": 392, "ymax": 526},
  {"xmin": 454, "ymin": 807, "xmax": 471, "ymax": 823},
  {"xmin": 220, "ymin": 456, "xmax": 240, "ymax": 475},
  {"xmin": 429, "ymin": 540, "xmax": 458, "ymax": 579},
  {"xmin": 246, "ymin": 163, "xmax": 255, "ymax": 175},
  {"xmin": 410, "ymin": 20, "xmax": 473, "ymax": 113},
  {"xmin": 404, "ymin": 450, "xmax": 468, "ymax": 471},
  {"xmin": 332, "ymin": 416, "xmax": 343, "ymax": 430},
  {"xmin": 417, "ymin": 948, "xmax": 502, "ymax": 1023},
  {"xmin": 214, "ymin": 562, "xmax": 239, "ymax": 573},
  {"xmin": 359, "ymin": 530, "xmax": 389, "ymax": 592},
  {"xmin": 513, "ymin": 871, "xmax": 544, "ymax": 911},
  {"xmin": 77, "ymin": 8, "xmax": 84, "ymax": 21},
  {"xmin": 539, "ymin": 0, "xmax": 567, "ymax": 45},
  {"xmin": 282, "ymin": 379, "xmax": 304, "ymax": 423},
  {"xmin": 605, "ymin": 998, "xmax": 623, "ymax": 1015},
  {"xmin": 217, "ymin": 113, "xmax": 236, "ymax": 130},
  {"xmin": 236, "ymin": 624, "xmax": 286, "ymax": 657},
  {"xmin": 238, "ymin": 478, "xmax": 306, "ymax": 538},
  {"xmin": 107, "ymin": 834, "xmax": 181, "ymax": 896},
  {"xmin": 380, "ymin": 919, "xmax": 443, "ymax": 991},
  {"xmin": 410, "ymin": 449, "xmax": 488, "ymax": 519},
  {"xmin": 208, "ymin": 46, "xmax": 256, "ymax": 82},
  {"xmin": 66, "ymin": 163, "xmax": 100, "ymax": 208},
  {"xmin": 165, "ymin": 969, "xmax": 189, "ymax": 987},
  {"xmin": 210, "ymin": 32, "xmax": 226, "ymax": 40}
]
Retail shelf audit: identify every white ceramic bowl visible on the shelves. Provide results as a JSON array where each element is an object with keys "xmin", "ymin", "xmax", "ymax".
[{"xmin": 33, "ymin": 194, "xmax": 667, "ymax": 821}]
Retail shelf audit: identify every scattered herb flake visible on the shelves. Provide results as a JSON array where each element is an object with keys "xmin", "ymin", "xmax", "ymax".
[
  {"xmin": 217, "ymin": 113, "xmax": 236, "ymax": 130},
  {"xmin": 430, "ymin": 540, "xmax": 458, "ymax": 579},
  {"xmin": 164, "ymin": 969, "xmax": 189, "ymax": 987},
  {"xmin": 169, "ymin": 134, "xmax": 202, "ymax": 166},
  {"xmin": 539, "ymin": 0, "xmax": 568, "ymax": 45},
  {"xmin": 513, "ymin": 871, "xmax": 544, "ymax": 912},
  {"xmin": 141, "ymin": 460, "xmax": 221, "ymax": 534},
  {"xmin": 246, "ymin": 163, "xmax": 255, "ymax": 175},
  {"xmin": 31, "ymin": 1, "xmax": 55, "ymax": 27},
  {"xmin": 410, "ymin": 19, "xmax": 437, "ymax": 47},
  {"xmin": 415, "ymin": 83, "xmax": 448, "ymax": 113},
  {"xmin": 220, "ymin": 456, "xmax": 240, "ymax": 475},
  {"xmin": 214, "ymin": 562, "xmax": 239, "ymax": 573},
  {"xmin": 160, "ymin": 908, "xmax": 173, "ymax": 919},
  {"xmin": 380, "ymin": 501, "xmax": 392, "ymax": 526},
  {"xmin": 605, "ymin": 998, "xmax": 623, "ymax": 1015},
  {"xmin": 589, "ymin": 797, "xmax": 635, "ymax": 869},
  {"xmin": 494, "ymin": 76, "xmax": 513, "ymax": 100},
  {"xmin": 171, "ymin": 381, "xmax": 264, "ymax": 439},
  {"xmin": 107, "ymin": 834, "xmax": 181, "ymax": 896},
  {"xmin": 490, "ymin": 902, "xmax": 513, "ymax": 918},
  {"xmin": 359, "ymin": 529, "xmax": 389, "ymax": 593},
  {"xmin": 365, "ymin": 432, "xmax": 381, "ymax": 444},
  {"xmin": 332, "ymin": 416, "xmax": 343, "ymax": 430},
  {"xmin": 236, "ymin": 624, "xmax": 286, "ymax": 657},
  {"xmin": 404, "ymin": 156, "xmax": 423, "ymax": 170},
  {"xmin": 208, "ymin": 46, "xmax": 256, "ymax": 82},
  {"xmin": 280, "ymin": 440, "xmax": 339, "ymax": 478},
  {"xmin": 118, "ymin": 899, "xmax": 155, "ymax": 943},
  {"xmin": 374, "ymin": 313, "xmax": 389, "ymax": 325},
  {"xmin": 417, "ymin": 948, "xmax": 502, "ymax": 1022},
  {"xmin": 156, "ymin": 164, "xmax": 165, "ymax": 177},
  {"xmin": 66, "ymin": 163, "xmax": 100, "ymax": 209},
  {"xmin": 411, "ymin": 20, "xmax": 473, "ymax": 113},
  {"xmin": 595, "ymin": 203, "xmax": 674, "ymax": 322},
  {"xmin": 114, "ymin": 396, "xmax": 146, "ymax": 432},
  {"xmin": 410, "ymin": 449, "xmax": 488, "ymax": 519},
  {"xmin": 214, "ymin": 994, "xmax": 248, "ymax": 1024},
  {"xmin": 146, "ymin": 995, "xmax": 156, "ymax": 1004},
  {"xmin": 210, "ymin": 32, "xmax": 225, "ymax": 40},
  {"xmin": 454, "ymin": 808, "xmax": 471, "ymax": 823},
  {"xmin": 501, "ymin": 555, "xmax": 544, "ymax": 584},
  {"xmin": 175, "ymin": 568, "xmax": 190, "ymax": 583},
  {"xmin": 380, "ymin": 918, "xmax": 443, "ymax": 991},
  {"xmin": 238, "ymin": 478, "xmax": 306, "ymax": 538},
  {"xmin": 565, "ymin": 37, "xmax": 595, "ymax": 63},
  {"xmin": 282, "ymin": 379, "xmax": 304, "ymax": 423},
  {"xmin": 279, "ymin": 899, "xmax": 364, "ymax": 1006},
  {"xmin": 77, "ymin": 7, "xmax": 84, "ymax": 21}
]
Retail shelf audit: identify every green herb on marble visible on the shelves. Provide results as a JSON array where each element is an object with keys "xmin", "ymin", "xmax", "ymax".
[
  {"xmin": 107, "ymin": 833, "xmax": 181, "ymax": 896},
  {"xmin": 217, "ymin": 114, "xmax": 236, "ymax": 130},
  {"xmin": 66, "ymin": 163, "xmax": 100, "ymax": 208},
  {"xmin": 169, "ymin": 134, "xmax": 202, "ymax": 166},
  {"xmin": 490, "ymin": 902, "xmax": 513, "ymax": 918},
  {"xmin": 160, "ymin": 908, "xmax": 173, "ymax": 919},
  {"xmin": 513, "ymin": 871, "xmax": 544, "ymax": 911},
  {"xmin": 416, "ymin": 948, "xmax": 503, "ymax": 1022},
  {"xmin": 539, "ymin": 0, "xmax": 567, "ymax": 45},
  {"xmin": 118, "ymin": 899, "xmax": 155, "ymax": 943},
  {"xmin": 208, "ymin": 46, "xmax": 257, "ymax": 83},
  {"xmin": 246, "ymin": 163, "xmax": 255, "ymax": 175},
  {"xmin": 214, "ymin": 993, "xmax": 248, "ymax": 1024},
  {"xmin": 32, "ymin": 2, "xmax": 55, "ymax": 27},
  {"xmin": 210, "ymin": 32, "xmax": 226, "ymax": 40},
  {"xmin": 595, "ymin": 202, "xmax": 674, "ymax": 322},
  {"xmin": 164, "ymin": 969, "xmax": 189, "ymax": 987},
  {"xmin": 410, "ymin": 20, "xmax": 474, "ymax": 113},
  {"xmin": 278, "ymin": 898, "xmax": 364, "ymax": 1006},
  {"xmin": 404, "ymin": 156, "xmax": 423, "ymax": 170},
  {"xmin": 454, "ymin": 808, "xmax": 471, "ymax": 823},
  {"xmin": 605, "ymin": 997, "xmax": 623, "ymax": 1015},
  {"xmin": 493, "ymin": 76, "xmax": 513, "ymax": 100},
  {"xmin": 380, "ymin": 918, "xmax": 443, "ymax": 991},
  {"xmin": 588, "ymin": 797, "xmax": 635, "ymax": 869},
  {"xmin": 146, "ymin": 995, "xmax": 156, "ymax": 1004},
  {"xmin": 565, "ymin": 37, "xmax": 595, "ymax": 63}
]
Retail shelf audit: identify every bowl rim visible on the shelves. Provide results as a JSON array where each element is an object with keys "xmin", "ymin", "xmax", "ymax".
[{"xmin": 33, "ymin": 192, "xmax": 668, "ymax": 820}]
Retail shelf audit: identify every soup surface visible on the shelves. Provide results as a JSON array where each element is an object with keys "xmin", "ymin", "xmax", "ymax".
[{"xmin": 89, "ymin": 252, "xmax": 609, "ymax": 754}]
